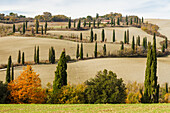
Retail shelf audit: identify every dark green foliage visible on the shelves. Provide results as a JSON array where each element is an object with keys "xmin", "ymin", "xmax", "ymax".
[
  {"xmin": 132, "ymin": 36, "xmax": 135, "ymax": 51},
  {"xmin": 143, "ymin": 37, "xmax": 147, "ymax": 50},
  {"xmin": 83, "ymin": 20, "xmax": 86, "ymax": 27},
  {"xmin": 11, "ymin": 63, "xmax": 14, "ymax": 81},
  {"xmin": 23, "ymin": 22, "xmax": 25, "ymax": 34},
  {"xmin": 130, "ymin": 18, "xmax": 132, "ymax": 25},
  {"xmin": 165, "ymin": 38, "xmax": 168, "ymax": 49},
  {"xmin": 86, "ymin": 53, "xmax": 88, "ymax": 58},
  {"xmin": 117, "ymin": 18, "xmax": 120, "ymax": 25},
  {"xmin": 124, "ymin": 31, "xmax": 127, "ymax": 44},
  {"xmin": 113, "ymin": 19, "xmax": 115, "ymax": 26},
  {"xmin": 18, "ymin": 50, "xmax": 21, "ymax": 64},
  {"xmin": 137, "ymin": 36, "xmax": 140, "ymax": 46},
  {"xmin": 25, "ymin": 20, "xmax": 28, "ymax": 30},
  {"xmin": 22, "ymin": 52, "xmax": 25, "ymax": 65},
  {"xmin": 93, "ymin": 19, "xmax": 95, "ymax": 28},
  {"xmin": 111, "ymin": 18, "xmax": 113, "ymax": 26},
  {"xmin": 0, "ymin": 81, "xmax": 8, "ymax": 104},
  {"xmin": 49, "ymin": 47, "xmax": 55, "ymax": 64},
  {"xmin": 162, "ymin": 44, "xmax": 165, "ymax": 53},
  {"xmin": 103, "ymin": 44, "xmax": 106, "ymax": 56},
  {"xmin": 77, "ymin": 19, "xmax": 81, "ymax": 30},
  {"xmin": 94, "ymin": 33, "xmax": 97, "ymax": 41},
  {"xmin": 68, "ymin": 18, "xmax": 71, "ymax": 29},
  {"xmin": 53, "ymin": 49, "xmax": 67, "ymax": 94},
  {"xmin": 97, "ymin": 20, "xmax": 100, "ymax": 28},
  {"xmin": 165, "ymin": 83, "xmax": 168, "ymax": 93},
  {"xmin": 96, "ymin": 13, "xmax": 99, "ymax": 19},
  {"xmin": 113, "ymin": 29, "xmax": 115, "ymax": 42},
  {"xmin": 85, "ymin": 69, "xmax": 127, "ymax": 104},
  {"xmin": 6, "ymin": 56, "xmax": 12, "ymax": 83},
  {"xmin": 13, "ymin": 24, "xmax": 15, "ymax": 33},
  {"xmin": 76, "ymin": 44, "xmax": 79, "ymax": 59},
  {"xmin": 36, "ymin": 46, "xmax": 39, "ymax": 64},
  {"xmin": 90, "ymin": 28, "xmax": 93, "ymax": 42},
  {"xmin": 74, "ymin": 20, "xmax": 76, "ymax": 28},
  {"xmin": 89, "ymin": 21, "xmax": 91, "ymax": 27},
  {"xmin": 142, "ymin": 17, "xmax": 144, "ymax": 23},
  {"xmin": 126, "ymin": 30, "xmax": 129, "ymax": 44},
  {"xmin": 102, "ymin": 29, "xmax": 105, "ymax": 42},
  {"xmin": 94, "ymin": 42, "xmax": 97, "ymax": 58},
  {"xmin": 35, "ymin": 19, "xmax": 39, "ymax": 34},
  {"xmin": 80, "ymin": 43, "xmax": 83, "ymax": 59},
  {"xmin": 121, "ymin": 42, "xmax": 124, "ymax": 50},
  {"xmin": 41, "ymin": 26, "xmax": 43, "ymax": 35},
  {"xmin": 80, "ymin": 33, "xmax": 83, "ymax": 41},
  {"xmin": 34, "ymin": 46, "xmax": 36, "ymax": 63}
]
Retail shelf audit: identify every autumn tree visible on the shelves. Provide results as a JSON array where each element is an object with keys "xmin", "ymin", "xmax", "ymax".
[
  {"xmin": 53, "ymin": 49, "xmax": 67, "ymax": 94},
  {"xmin": 8, "ymin": 65, "xmax": 46, "ymax": 104}
]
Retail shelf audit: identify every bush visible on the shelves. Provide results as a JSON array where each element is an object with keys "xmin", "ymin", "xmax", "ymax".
[{"xmin": 85, "ymin": 69, "xmax": 127, "ymax": 104}]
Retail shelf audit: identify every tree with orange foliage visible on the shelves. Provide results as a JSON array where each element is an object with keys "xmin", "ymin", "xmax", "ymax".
[{"xmin": 8, "ymin": 65, "xmax": 46, "ymax": 104}]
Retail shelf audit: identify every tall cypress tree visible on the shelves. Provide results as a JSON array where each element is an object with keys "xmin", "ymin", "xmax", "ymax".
[
  {"xmin": 18, "ymin": 50, "xmax": 21, "ymax": 64},
  {"xmin": 143, "ymin": 37, "xmax": 147, "ymax": 50},
  {"xmin": 45, "ymin": 21, "xmax": 47, "ymax": 34},
  {"xmin": 111, "ymin": 18, "xmax": 113, "ymax": 26},
  {"xmin": 6, "ymin": 56, "xmax": 12, "ymax": 83},
  {"xmin": 142, "ymin": 17, "xmax": 144, "ymax": 23},
  {"xmin": 121, "ymin": 42, "xmax": 124, "ymax": 50},
  {"xmin": 124, "ymin": 31, "xmax": 127, "ymax": 44},
  {"xmin": 94, "ymin": 42, "xmax": 97, "ymax": 58},
  {"xmin": 53, "ymin": 49, "xmax": 67, "ymax": 93},
  {"xmin": 113, "ymin": 19, "xmax": 115, "ymax": 26},
  {"xmin": 22, "ymin": 52, "xmax": 25, "ymax": 65},
  {"xmin": 93, "ymin": 19, "xmax": 96, "ymax": 28},
  {"xmin": 90, "ymin": 28, "xmax": 93, "ymax": 42},
  {"xmin": 23, "ymin": 22, "xmax": 25, "ymax": 34},
  {"xmin": 126, "ymin": 30, "xmax": 129, "ymax": 44},
  {"xmin": 137, "ymin": 36, "xmax": 140, "ymax": 46},
  {"xmin": 117, "ymin": 18, "xmax": 120, "ymax": 25},
  {"xmin": 165, "ymin": 38, "xmax": 168, "ymax": 49},
  {"xmin": 34, "ymin": 46, "xmax": 36, "ymax": 63},
  {"xmin": 113, "ymin": 29, "xmax": 115, "ymax": 42},
  {"xmin": 68, "ymin": 18, "xmax": 71, "ymax": 29},
  {"xmin": 11, "ymin": 63, "xmax": 14, "ymax": 81},
  {"xmin": 76, "ymin": 44, "xmax": 79, "ymax": 59},
  {"xmin": 102, "ymin": 29, "xmax": 105, "ymax": 42},
  {"xmin": 36, "ymin": 46, "xmax": 39, "ymax": 64},
  {"xmin": 165, "ymin": 83, "xmax": 168, "ymax": 93},
  {"xmin": 162, "ymin": 44, "xmax": 165, "ymax": 53},
  {"xmin": 95, "ymin": 33, "xmax": 97, "ymax": 41},
  {"xmin": 49, "ymin": 47, "xmax": 55, "ymax": 64},
  {"xmin": 77, "ymin": 19, "xmax": 81, "ymax": 30},
  {"xmin": 83, "ymin": 19, "xmax": 86, "ymax": 27},
  {"xmin": 74, "ymin": 20, "xmax": 76, "ymax": 28},
  {"xmin": 41, "ymin": 25, "xmax": 43, "ymax": 35},
  {"xmin": 103, "ymin": 44, "xmax": 106, "ymax": 56},
  {"xmin": 35, "ymin": 19, "xmax": 39, "ymax": 34},
  {"xmin": 132, "ymin": 36, "xmax": 135, "ymax": 51},
  {"xmin": 97, "ymin": 20, "xmax": 100, "ymax": 28},
  {"xmin": 130, "ymin": 18, "xmax": 133, "ymax": 25},
  {"xmin": 25, "ymin": 20, "xmax": 28, "ymax": 30},
  {"xmin": 13, "ymin": 24, "xmax": 15, "ymax": 33},
  {"xmin": 89, "ymin": 21, "xmax": 91, "ymax": 27},
  {"xmin": 80, "ymin": 33, "xmax": 83, "ymax": 41},
  {"xmin": 80, "ymin": 43, "xmax": 83, "ymax": 59}
]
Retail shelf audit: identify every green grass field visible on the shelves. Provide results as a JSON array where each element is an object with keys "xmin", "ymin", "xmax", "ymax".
[{"xmin": 0, "ymin": 104, "xmax": 170, "ymax": 113}]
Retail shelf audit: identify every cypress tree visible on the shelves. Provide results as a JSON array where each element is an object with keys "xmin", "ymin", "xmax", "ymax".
[
  {"xmin": 89, "ymin": 21, "xmax": 91, "ymax": 27},
  {"xmin": 165, "ymin": 38, "xmax": 168, "ymax": 49},
  {"xmin": 34, "ymin": 46, "xmax": 36, "ymax": 63},
  {"xmin": 23, "ymin": 22, "xmax": 25, "ymax": 34},
  {"xmin": 77, "ymin": 19, "xmax": 81, "ymax": 30},
  {"xmin": 76, "ymin": 44, "xmax": 79, "ymax": 59},
  {"xmin": 80, "ymin": 33, "xmax": 83, "ymax": 41},
  {"xmin": 103, "ymin": 44, "xmax": 106, "ymax": 56},
  {"xmin": 90, "ymin": 28, "xmax": 93, "ymax": 42},
  {"xmin": 49, "ymin": 48, "xmax": 51, "ymax": 62},
  {"xmin": 74, "ymin": 20, "xmax": 76, "ymax": 28},
  {"xmin": 53, "ymin": 49, "xmax": 67, "ymax": 93},
  {"xmin": 68, "ymin": 18, "xmax": 71, "ymax": 29},
  {"xmin": 113, "ymin": 19, "xmax": 115, "ymax": 26},
  {"xmin": 49, "ymin": 47, "xmax": 55, "ymax": 64},
  {"xmin": 97, "ymin": 20, "xmax": 100, "ymax": 28},
  {"xmin": 165, "ymin": 83, "xmax": 168, "ymax": 93},
  {"xmin": 13, "ymin": 24, "xmax": 15, "ymax": 33},
  {"xmin": 111, "ymin": 18, "xmax": 113, "ymax": 26},
  {"xmin": 44, "ymin": 22, "xmax": 48, "ymax": 33},
  {"xmin": 25, "ymin": 20, "xmax": 28, "ymax": 30},
  {"xmin": 96, "ymin": 13, "xmax": 99, "ymax": 19},
  {"xmin": 83, "ymin": 19, "xmax": 86, "ymax": 27},
  {"xmin": 132, "ymin": 36, "xmax": 135, "ymax": 51},
  {"xmin": 11, "ymin": 63, "xmax": 14, "ymax": 81},
  {"xmin": 95, "ymin": 33, "xmax": 97, "ymax": 41},
  {"xmin": 35, "ymin": 19, "xmax": 39, "ymax": 34},
  {"xmin": 36, "ymin": 46, "xmax": 39, "ymax": 64},
  {"xmin": 93, "ymin": 19, "xmax": 95, "ymax": 28},
  {"xmin": 22, "ymin": 52, "xmax": 25, "ymax": 65},
  {"xmin": 137, "ymin": 36, "xmax": 140, "ymax": 46},
  {"xmin": 41, "ymin": 25, "xmax": 43, "ymax": 35},
  {"xmin": 102, "ymin": 29, "xmax": 105, "ymax": 42},
  {"xmin": 121, "ymin": 42, "xmax": 124, "ymax": 50},
  {"xmin": 126, "ymin": 30, "xmax": 129, "ymax": 44},
  {"xmin": 113, "ymin": 29, "xmax": 115, "ymax": 42},
  {"xmin": 143, "ymin": 37, "xmax": 147, "ymax": 50},
  {"xmin": 80, "ymin": 43, "xmax": 83, "ymax": 59},
  {"xmin": 94, "ymin": 42, "xmax": 97, "ymax": 58},
  {"xmin": 142, "ymin": 17, "xmax": 144, "ymax": 23},
  {"xmin": 117, "ymin": 18, "xmax": 120, "ymax": 25},
  {"xmin": 130, "ymin": 18, "xmax": 133, "ymax": 25},
  {"xmin": 124, "ymin": 31, "xmax": 127, "ymax": 44},
  {"xmin": 18, "ymin": 50, "xmax": 21, "ymax": 64},
  {"xmin": 6, "ymin": 56, "xmax": 12, "ymax": 83},
  {"xmin": 162, "ymin": 44, "xmax": 165, "ymax": 53}
]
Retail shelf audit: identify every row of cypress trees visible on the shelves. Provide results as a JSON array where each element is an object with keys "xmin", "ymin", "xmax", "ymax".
[
  {"xmin": 76, "ymin": 43, "xmax": 83, "ymax": 59},
  {"xmin": 17, "ymin": 50, "xmax": 25, "ymax": 65},
  {"xmin": 6, "ymin": 56, "xmax": 14, "ymax": 83}
]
